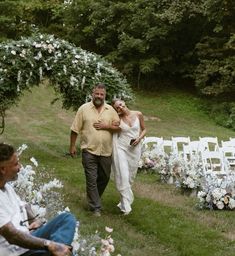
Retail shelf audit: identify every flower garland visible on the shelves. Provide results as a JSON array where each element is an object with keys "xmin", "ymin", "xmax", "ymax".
[{"xmin": 0, "ymin": 33, "xmax": 133, "ymax": 133}]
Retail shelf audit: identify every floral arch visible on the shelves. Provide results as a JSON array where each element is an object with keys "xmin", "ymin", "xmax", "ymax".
[{"xmin": 0, "ymin": 33, "xmax": 133, "ymax": 133}]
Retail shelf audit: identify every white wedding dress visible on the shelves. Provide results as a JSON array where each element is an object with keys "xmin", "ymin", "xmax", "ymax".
[{"xmin": 112, "ymin": 117, "xmax": 141, "ymax": 214}]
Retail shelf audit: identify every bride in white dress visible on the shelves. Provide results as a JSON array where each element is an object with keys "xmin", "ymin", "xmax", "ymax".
[{"xmin": 111, "ymin": 99, "xmax": 146, "ymax": 215}]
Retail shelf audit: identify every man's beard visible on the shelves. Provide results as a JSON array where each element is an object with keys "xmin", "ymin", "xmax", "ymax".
[{"xmin": 93, "ymin": 98, "xmax": 104, "ymax": 107}]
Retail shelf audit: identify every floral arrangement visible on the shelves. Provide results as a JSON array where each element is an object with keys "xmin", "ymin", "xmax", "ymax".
[
  {"xmin": 0, "ymin": 33, "xmax": 133, "ymax": 133},
  {"xmin": 174, "ymin": 155, "xmax": 204, "ymax": 191},
  {"xmin": 138, "ymin": 148, "xmax": 184, "ymax": 184},
  {"xmin": 139, "ymin": 139, "xmax": 235, "ymax": 210},
  {"xmin": 13, "ymin": 144, "xmax": 64, "ymax": 219},
  {"xmin": 138, "ymin": 149, "xmax": 165, "ymax": 173},
  {"xmin": 197, "ymin": 172, "xmax": 235, "ymax": 210},
  {"xmin": 73, "ymin": 226, "xmax": 117, "ymax": 256},
  {"xmin": 13, "ymin": 144, "xmax": 119, "ymax": 255},
  {"xmin": 139, "ymin": 147, "xmax": 203, "ymax": 191}
]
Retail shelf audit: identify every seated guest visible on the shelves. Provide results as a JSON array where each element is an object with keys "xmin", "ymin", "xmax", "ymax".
[{"xmin": 0, "ymin": 143, "xmax": 77, "ymax": 256}]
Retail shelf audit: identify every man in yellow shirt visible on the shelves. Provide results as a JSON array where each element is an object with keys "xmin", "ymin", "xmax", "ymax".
[{"xmin": 70, "ymin": 84, "xmax": 119, "ymax": 216}]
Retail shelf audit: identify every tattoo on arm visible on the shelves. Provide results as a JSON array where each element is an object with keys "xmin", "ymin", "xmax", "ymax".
[{"xmin": 0, "ymin": 222, "xmax": 45, "ymax": 249}]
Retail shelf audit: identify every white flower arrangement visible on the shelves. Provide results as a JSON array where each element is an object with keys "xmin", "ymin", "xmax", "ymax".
[
  {"xmin": 0, "ymin": 33, "xmax": 133, "ymax": 121},
  {"xmin": 72, "ymin": 226, "xmax": 117, "ymax": 256},
  {"xmin": 197, "ymin": 172, "xmax": 235, "ymax": 210},
  {"xmin": 13, "ymin": 145, "xmax": 119, "ymax": 255},
  {"xmin": 174, "ymin": 155, "xmax": 204, "ymax": 191},
  {"xmin": 13, "ymin": 148, "xmax": 65, "ymax": 219},
  {"xmin": 138, "ymin": 150, "xmax": 159, "ymax": 171}
]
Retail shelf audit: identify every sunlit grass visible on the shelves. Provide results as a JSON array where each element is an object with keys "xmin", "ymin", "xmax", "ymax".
[{"xmin": 1, "ymin": 84, "xmax": 235, "ymax": 255}]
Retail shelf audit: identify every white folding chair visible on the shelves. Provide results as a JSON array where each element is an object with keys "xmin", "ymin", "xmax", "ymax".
[
  {"xmin": 219, "ymin": 146, "xmax": 235, "ymax": 171},
  {"xmin": 201, "ymin": 150, "xmax": 226, "ymax": 175},
  {"xmin": 172, "ymin": 136, "xmax": 190, "ymax": 156},
  {"xmin": 227, "ymin": 137, "xmax": 235, "ymax": 147},
  {"xmin": 230, "ymin": 137, "xmax": 235, "ymax": 143},
  {"xmin": 183, "ymin": 140, "xmax": 201, "ymax": 161},
  {"xmin": 183, "ymin": 144, "xmax": 190, "ymax": 161},
  {"xmin": 142, "ymin": 136, "xmax": 164, "ymax": 153},
  {"xmin": 221, "ymin": 140, "xmax": 235, "ymax": 148},
  {"xmin": 199, "ymin": 137, "xmax": 219, "ymax": 152},
  {"xmin": 189, "ymin": 141, "xmax": 200, "ymax": 154},
  {"xmin": 161, "ymin": 139, "xmax": 173, "ymax": 155}
]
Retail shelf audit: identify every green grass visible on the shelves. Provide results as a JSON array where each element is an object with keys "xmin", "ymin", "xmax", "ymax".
[
  {"xmin": 131, "ymin": 88, "xmax": 235, "ymax": 140},
  {"xmin": 1, "ymin": 84, "xmax": 235, "ymax": 255}
]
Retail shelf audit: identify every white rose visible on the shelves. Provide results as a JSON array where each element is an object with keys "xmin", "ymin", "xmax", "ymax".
[
  {"xmin": 229, "ymin": 198, "xmax": 235, "ymax": 209},
  {"xmin": 216, "ymin": 201, "xmax": 224, "ymax": 210}
]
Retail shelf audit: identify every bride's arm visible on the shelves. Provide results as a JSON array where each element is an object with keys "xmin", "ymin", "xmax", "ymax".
[{"xmin": 132, "ymin": 112, "xmax": 146, "ymax": 145}]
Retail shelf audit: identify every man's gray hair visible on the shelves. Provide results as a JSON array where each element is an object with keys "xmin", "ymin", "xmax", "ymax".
[{"xmin": 93, "ymin": 83, "xmax": 106, "ymax": 91}]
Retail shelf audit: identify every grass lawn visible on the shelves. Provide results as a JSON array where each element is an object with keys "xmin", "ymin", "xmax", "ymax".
[{"xmin": 1, "ymin": 84, "xmax": 235, "ymax": 255}]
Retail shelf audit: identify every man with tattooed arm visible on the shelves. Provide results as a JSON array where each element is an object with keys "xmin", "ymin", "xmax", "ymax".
[{"xmin": 0, "ymin": 143, "xmax": 76, "ymax": 256}]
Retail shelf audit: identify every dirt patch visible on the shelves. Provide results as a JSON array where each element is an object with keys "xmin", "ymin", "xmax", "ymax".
[
  {"xmin": 144, "ymin": 115, "xmax": 161, "ymax": 121},
  {"xmin": 133, "ymin": 181, "xmax": 187, "ymax": 206},
  {"xmin": 57, "ymin": 111, "xmax": 74, "ymax": 123}
]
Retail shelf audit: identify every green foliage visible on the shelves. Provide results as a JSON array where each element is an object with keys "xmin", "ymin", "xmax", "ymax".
[
  {"xmin": 63, "ymin": 0, "xmax": 206, "ymax": 84},
  {"xmin": 0, "ymin": 0, "xmax": 67, "ymax": 42},
  {"xmin": 192, "ymin": 0, "xmax": 235, "ymax": 130},
  {"xmin": 1, "ymin": 0, "xmax": 235, "ymax": 131},
  {"xmin": 0, "ymin": 33, "xmax": 133, "ymax": 133},
  {"xmin": 194, "ymin": 33, "xmax": 235, "ymax": 96},
  {"xmin": 0, "ymin": 0, "xmax": 30, "ymax": 41},
  {"xmin": 207, "ymin": 102, "xmax": 235, "ymax": 131}
]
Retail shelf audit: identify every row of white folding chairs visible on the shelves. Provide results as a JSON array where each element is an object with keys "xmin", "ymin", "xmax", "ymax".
[
  {"xmin": 142, "ymin": 136, "xmax": 230, "ymax": 155},
  {"xmin": 201, "ymin": 149, "xmax": 235, "ymax": 175},
  {"xmin": 143, "ymin": 136, "xmax": 235, "ymax": 153},
  {"xmin": 142, "ymin": 136, "xmax": 235, "ymax": 173}
]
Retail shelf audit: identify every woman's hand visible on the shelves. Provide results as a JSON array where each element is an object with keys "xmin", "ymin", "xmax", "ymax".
[{"xmin": 131, "ymin": 137, "xmax": 141, "ymax": 146}]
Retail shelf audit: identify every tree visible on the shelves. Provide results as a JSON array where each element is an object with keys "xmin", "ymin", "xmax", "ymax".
[
  {"xmin": 193, "ymin": 0, "xmax": 235, "ymax": 97},
  {"xmin": 63, "ymin": 0, "xmax": 209, "ymax": 87}
]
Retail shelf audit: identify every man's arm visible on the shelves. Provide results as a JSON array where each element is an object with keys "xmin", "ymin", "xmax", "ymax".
[
  {"xmin": 25, "ymin": 204, "xmax": 45, "ymax": 231},
  {"xmin": 93, "ymin": 120, "xmax": 120, "ymax": 132},
  {"xmin": 69, "ymin": 130, "xmax": 78, "ymax": 156},
  {"xmin": 0, "ymin": 222, "xmax": 72, "ymax": 256}
]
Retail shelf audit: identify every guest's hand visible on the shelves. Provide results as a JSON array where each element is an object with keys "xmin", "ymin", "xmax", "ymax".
[
  {"xmin": 28, "ymin": 220, "xmax": 44, "ymax": 231},
  {"xmin": 48, "ymin": 241, "xmax": 72, "ymax": 256}
]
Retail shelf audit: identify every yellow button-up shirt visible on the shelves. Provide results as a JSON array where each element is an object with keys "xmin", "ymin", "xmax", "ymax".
[{"xmin": 71, "ymin": 102, "xmax": 119, "ymax": 156}]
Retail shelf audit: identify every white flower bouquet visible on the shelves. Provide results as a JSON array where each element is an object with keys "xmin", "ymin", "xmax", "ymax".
[
  {"xmin": 138, "ymin": 148, "xmax": 166, "ymax": 173},
  {"xmin": 175, "ymin": 155, "xmax": 204, "ymax": 192},
  {"xmin": 197, "ymin": 172, "xmax": 235, "ymax": 210}
]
